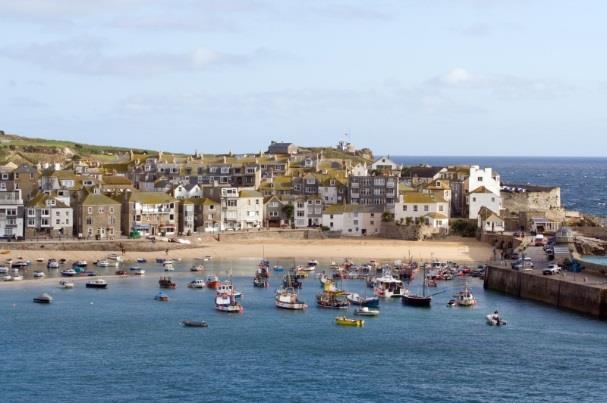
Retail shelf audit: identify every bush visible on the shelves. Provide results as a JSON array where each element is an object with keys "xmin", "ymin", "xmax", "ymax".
[
  {"xmin": 450, "ymin": 219, "xmax": 477, "ymax": 237},
  {"xmin": 321, "ymin": 226, "xmax": 330, "ymax": 232}
]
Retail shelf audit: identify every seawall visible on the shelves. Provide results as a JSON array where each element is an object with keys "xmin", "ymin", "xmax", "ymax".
[{"xmin": 484, "ymin": 265, "xmax": 607, "ymax": 319}]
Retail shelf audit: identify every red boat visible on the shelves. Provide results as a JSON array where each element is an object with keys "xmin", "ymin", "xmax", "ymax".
[{"xmin": 206, "ymin": 275, "xmax": 220, "ymax": 289}]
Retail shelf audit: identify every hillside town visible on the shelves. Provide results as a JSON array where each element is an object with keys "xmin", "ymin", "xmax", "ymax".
[{"xmin": 0, "ymin": 139, "xmax": 574, "ymax": 243}]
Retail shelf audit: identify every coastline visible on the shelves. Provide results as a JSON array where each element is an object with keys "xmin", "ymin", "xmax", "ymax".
[{"xmin": 0, "ymin": 237, "xmax": 491, "ymax": 264}]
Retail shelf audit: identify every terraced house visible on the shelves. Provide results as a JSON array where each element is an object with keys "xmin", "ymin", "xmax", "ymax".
[
  {"xmin": 394, "ymin": 191, "xmax": 449, "ymax": 231},
  {"xmin": 220, "ymin": 188, "xmax": 263, "ymax": 230},
  {"xmin": 123, "ymin": 191, "xmax": 178, "ymax": 237},
  {"xmin": 0, "ymin": 189, "xmax": 24, "ymax": 239},
  {"xmin": 348, "ymin": 175, "xmax": 398, "ymax": 211},
  {"xmin": 76, "ymin": 192, "xmax": 121, "ymax": 240},
  {"xmin": 25, "ymin": 193, "xmax": 73, "ymax": 238}
]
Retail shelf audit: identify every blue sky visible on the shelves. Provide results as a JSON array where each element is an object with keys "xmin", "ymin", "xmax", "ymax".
[{"xmin": 1, "ymin": 0, "xmax": 606, "ymax": 156}]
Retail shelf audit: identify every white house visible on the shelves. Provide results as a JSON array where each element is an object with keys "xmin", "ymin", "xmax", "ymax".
[
  {"xmin": 322, "ymin": 205, "xmax": 383, "ymax": 236},
  {"xmin": 371, "ymin": 156, "xmax": 401, "ymax": 175},
  {"xmin": 294, "ymin": 197, "xmax": 323, "ymax": 228},
  {"xmin": 173, "ymin": 183, "xmax": 202, "ymax": 199},
  {"xmin": 350, "ymin": 163, "xmax": 369, "ymax": 177},
  {"xmin": 220, "ymin": 188, "xmax": 264, "ymax": 230},
  {"xmin": 466, "ymin": 165, "xmax": 501, "ymax": 219},
  {"xmin": 394, "ymin": 191, "xmax": 449, "ymax": 230},
  {"xmin": 0, "ymin": 190, "xmax": 24, "ymax": 239},
  {"xmin": 468, "ymin": 186, "xmax": 502, "ymax": 220}
]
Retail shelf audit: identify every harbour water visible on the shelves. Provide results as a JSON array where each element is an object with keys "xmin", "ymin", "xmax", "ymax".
[
  {"xmin": 1, "ymin": 259, "xmax": 606, "ymax": 402},
  {"xmin": 394, "ymin": 156, "xmax": 607, "ymax": 217}
]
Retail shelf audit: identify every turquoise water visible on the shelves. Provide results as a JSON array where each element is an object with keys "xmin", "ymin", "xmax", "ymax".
[
  {"xmin": 1, "ymin": 259, "xmax": 606, "ymax": 402},
  {"xmin": 580, "ymin": 256, "xmax": 607, "ymax": 265}
]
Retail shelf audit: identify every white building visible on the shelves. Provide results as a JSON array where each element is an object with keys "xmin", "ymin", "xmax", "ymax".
[
  {"xmin": 294, "ymin": 197, "xmax": 323, "ymax": 228},
  {"xmin": 350, "ymin": 163, "xmax": 369, "ymax": 177},
  {"xmin": 25, "ymin": 193, "xmax": 73, "ymax": 238},
  {"xmin": 220, "ymin": 188, "xmax": 263, "ymax": 230},
  {"xmin": 394, "ymin": 191, "xmax": 449, "ymax": 230},
  {"xmin": 371, "ymin": 156, "xmax": 401, "ymax": 174},
  {"xmin": 322, "ymin": 205, "xmax": 383, "ymax": 236},
  {"xmin": 0, "ymin": 190, "xmax": 24, "ymax": 239},
  {"xmin": 478, "ymin": 206, "xmax": 505, "ymax": 233},
  {"xmin": 466, "ymin": 165, "xmax": 501, "ymax": 219},
  {"xmin": 173, "ymin": 183, "xmax": 202, "ymax": 199},
  {"xmin": 468, "ymin": 186, "xmax": 502, "ymax": 220}
]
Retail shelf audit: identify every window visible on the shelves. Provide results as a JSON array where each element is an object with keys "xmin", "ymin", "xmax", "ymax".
[
  {"xmin": 370, "ymin": 220, "xmax": 374, "ymax": 225},
  {"xmin": 403, "ymin": 205, "xmax": 407, "ymax": 211},
  {"xmin": 86, "ymin": 217, "xmax": 93, "ymax": 225},
  {"xmin": 353, "ymin": 220, "xmax": 359, "ymax": 225},
  {"xmin": 27, "ymin": 209, "xmax": 35, "ymax": 216},
  {"xmin": 56, "ymin": 219, "xmax": 60, "ymax": 225},
  {"xmin": 56, "ymin": 211, "xmax": 60, "ymax": 216},
  {"xmin": 227, "ymin": 200, "xmax": 237, "ymax": 207},
  {"xmin": 491, "ymin": 197, "xmax": 495, "ymax": 202},
  {"xmin": 296, "ymin": 211, "xmax": 305, "ymax": 217},
  {"xmin": 109, "ymin": 207, "xmax": 114, "ymax": 214},
  {"xmin": 66, "ymin": 219, "xmax": 69, "ymax": 225},
  {"xmin": 477, "ymin": 177, "xmax": 483, "ymax": 181},
  {"xmin": 87, "ymin": 207, "xmax": 93, "ymax": 215},
  {"xmin": 424, "ymin": 205, "xmax": 429, "ymax": 212},
  {"xmin": 439, "ymin": 205, "xmax": 444, "ymax": 212},
  {"xmin": 98, "ymin": 207, "xmax": 104, "ymax": 214},
  {"xmin": 472, "ymin": 197, "xmax": 476, "ymax": 202},
  {"xmin": 1, "ymin": 174, "xmax": 8, "ymax": 180},
  {"xmin": 413, "ymin": 205, "xmax": 418, "ymax": 212},
  {"xmin": 27, "ymin": 218, "xmax": 35, "ymax": 226}
]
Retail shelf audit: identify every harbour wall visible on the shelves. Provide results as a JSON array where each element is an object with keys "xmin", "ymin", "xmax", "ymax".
[{"xmin": 484, "ymin": 265, "xmax": 607, "ymax": 319}]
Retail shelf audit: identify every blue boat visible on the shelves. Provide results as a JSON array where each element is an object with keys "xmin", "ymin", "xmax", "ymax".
[
  {"xmin": 273, "ymin": 266, "xmax": 284, "ymax": 272},
  {"xmin": 347, "ymin": 293, "xmax": 380, "ymax": 309}
]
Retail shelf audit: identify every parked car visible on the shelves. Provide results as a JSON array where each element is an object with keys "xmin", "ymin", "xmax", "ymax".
[
  {"xmin": 542, "ymin": 264, "xmax": 562, "ymax": 275},
  {"xmin": 510, "ymin": 252, "xmax": 520, "ymax": 261}
]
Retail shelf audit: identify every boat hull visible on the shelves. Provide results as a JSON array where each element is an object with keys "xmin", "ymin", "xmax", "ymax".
[
  {"xmin": 335, "ymin": 316, "xmax": 364, "ymax": 327},
  {"xmin": 402, "ymin": 295, "xmax": 432, "ymax": 307},
  {"xmin": 275, "ymin": 301, "xmax": 307, "ymax": 310},
  {"xmin": 86, "ymin": 283, "xmax": 107, "ymax": 289},
  {"xmin": 215, "ymin": 305, "xmax": 243, "ymax": 313},
  {"xmin": 181, "ymin": 320, "xmax": 208, "ymax": 328}
]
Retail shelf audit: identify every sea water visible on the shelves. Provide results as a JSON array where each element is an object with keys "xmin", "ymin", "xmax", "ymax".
[{"xmin": 0, "ymin": 258, "xmax": 606, "ymax": 402}]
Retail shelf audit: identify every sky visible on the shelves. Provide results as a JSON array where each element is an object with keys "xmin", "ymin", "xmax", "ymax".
[{"xmin": 1, "ymin": 0, "xmax": 606, "ymax": 156}]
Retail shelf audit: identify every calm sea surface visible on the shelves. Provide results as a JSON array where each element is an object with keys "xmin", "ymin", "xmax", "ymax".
[
  {"xmin": 393, "ymin": 156, "xmax": 607, "ymax": 217},
  {"xmin": 1, "ymin": 259, "xmax": 606, "ymax": 402}
]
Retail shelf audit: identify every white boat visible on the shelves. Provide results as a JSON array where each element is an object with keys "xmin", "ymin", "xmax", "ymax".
[
  {"xmin": 190, "ymin": 264, "xmax": 205, "ymax": 272},
  {"xmin": 373, "ymin": 273, "xmax": 407, "ymax": 298},
  {"xmin": 59, "ymin": 280, "xmax": 74, "ymax": 289},
  {"xmin": 2, "ymin": 275, "xmax": 12, "ymax": 281},
  {"xmin": 74, "ymin": 260, "xmax": 88, "ymax": 267},
  {"xmin": 163, "ymin": 262, "xmax": 175, "ymax": 272},
  {"xmin": 107, "ymin": 254, "xmax": 123, "ymax": 262},
  {"xmin": 33, "ymin": 271, "xmax": 46, "ymax": 278},
  {"xmin": 215, "ymin": 293, "xmax": 243, "ymax": 313},
  {"xmin": 0, "ymin": 266, "xmax": 8, "ymax": 274},
  {"xmin": 216, "ymin": 281, "xmax": 242, "ymax": 298},
  {"xmin": 455, "ymin": 286, "xmax": 477, "ymax": 307},
  {"xmin": 96, "ymin": 260, "xmax": 111, "ymax": 267},
  {"xmin": 130, "ymin": 267, "xmax": 145, "ymax": 275},
  {"xmin": 275, "ymin": 287, "xmax": 307, "ymax": 310},
  {"xmin": 47, "ymin": 260, "xmax": 60, "ymax": 269},
  {"xmin": 86, "ymin": 279, "xmax": 108, "ymax": 289},
  {"xmin": 12, "ymin": 275, "xmax": 23, "ymax": 281},
  {"xmin": 303, "ymin": 260, "xmax": 319, "ymax": 271},
  {"xmin": 486, "ymin": 311, "xmax": 507, "ymax": 326},
  {"xmin": 188, "ymin": 279, "xmax": 206, "ymax": 289},
  {"xmin": 61, "ymin": 268, "xmax": 77, "ymax": 277},
  {"xmin": 354, "ymin": 307, "xmax": 380, "ymax": 316}
]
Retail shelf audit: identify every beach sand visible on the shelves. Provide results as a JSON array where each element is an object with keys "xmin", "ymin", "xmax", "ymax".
[{"xmin": 1, "ymin": 237, "xmax": 492, "ymax": 264}]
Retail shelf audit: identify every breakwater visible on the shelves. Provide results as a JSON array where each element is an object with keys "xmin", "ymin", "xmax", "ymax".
[{"xmin": 484, "ymin": 265, "xmax": 607, "ymax": 319}]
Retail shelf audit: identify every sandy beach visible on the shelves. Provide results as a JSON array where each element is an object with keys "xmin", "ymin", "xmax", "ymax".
[{"xmin": 0, "ymin": 237, "xmax": 492, "ymax": 264}]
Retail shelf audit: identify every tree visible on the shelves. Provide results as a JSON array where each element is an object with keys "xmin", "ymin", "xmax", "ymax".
[{"xmin": 282, "ymin": 204, "xmax": 294, "ymax": 224}]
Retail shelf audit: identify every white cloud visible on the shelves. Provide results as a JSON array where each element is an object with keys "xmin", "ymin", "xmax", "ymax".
[{"xmin": 432, "ymin": 68, "xmax": 486, "ymax": 87}]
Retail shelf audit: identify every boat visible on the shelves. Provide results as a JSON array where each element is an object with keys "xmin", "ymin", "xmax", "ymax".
[
  {"xmin": 159, "ymin": 276, "xmax": 176, "ymax": 289},
  {"xmin": 59, "ymin": 280, "xmax": 74, "ymax": 289},
  {"xmin": 215, "ymin": 292, "xmax": 243, "ymax": 313},
  {"xmin": 206, "ymin": 275, "xmax": 220, "ymax": 289},
  {"xmin": 154, "ymin": 291, "xmax": 169, "ymax": 302},
  {"xmin": 2, "ymin": 275, "xmax": 12, "ymax": 281},
  {"xmin": 316, "ymin": 285, "xmax": 349, "ymax": 309},
  {"xmin": 486, "ymin": 311, "xmax": 507, "ymax": 326},
  {"xmin": 354, "ymin": 307, "xmax": 380, "ymax": 317},
  {"xmin": 346, "ymin": 293, "xmax": 380, "ymax": 309},
  {"xmin": 36, "ymin": 257, "xmax": 45, "ymax": 263},
  {"xmin": 74, "ymin": 260, "xmax": 88, "ymax": 268},
  {"xmin": 163, "ymin": 262, "xmax": 175, "ymax": 271},
  {"xmin": 253, "ymin": 273, "xmax": 269, "ymax": 288},
  {"xmin": 107, "ymin": 254, "xmax": 123, "ymax": 263},
  {"xmin": 190, "ymin": 264, "xmax": 205, "ymax": 272},
  {"xmin": 275, "ymin": 287, "xmax": 307, "ymax": 310},
  {"xmin": 86, "ymin": 279, "xmax": 108, "ymax": 289},
  {"xmin": 273, "ymin": 265, "xmax": 285, "ymax": 272},
  {"xmin": 335, "ymin": 316, "xmax": 364, "ymax": 327},
  {"xmin": 203, "ymin": 256, "xmax": 212, "ymax": 261},
  {"xmin": 33, "ymin": 271, "xmax": 46, "ymax": 279},
  {"xmin": 115, "ymin": 270, "xmax": 128, "ymax": 276},
  {"xmin": 373, "ymin": 273, "xmax": 407, "ymax": 298},
  {"xmin": 33, "ymin": 293, "xmax": 53, "ymax": 304},
  {"xmin": 455, "ymin": 285, "xmax": 477, "ymax": 307},
  {"xmin": 12, "ymin": 275, "xmax": 23, "ymax": 281},
  {"xmin": 447, "ymin": 299, "xmax": 456, "ymax": 307},
  {"xmin": 96, "ymin": 260, "xmax": 111, "ymax": 267},
  {"xmin": 303, "ymin": 260, "xmax": 318, "ymax": 271},
  {"xmin": 283, "ymin": 272, "xmax": 302, "ymax": 289},
  {"xmin": 0, "ymin": 266, "xmax": 8, "ymax": 274},
  {"xmin": 130, "ymin": 267, "xmax": 145, "ymax": 275},
  {"xmin": 216, "ymin": 281, "xmax": 242, "ymax": 299},
  {"xmin": 59, "ymin": 258, "xmax": 67, "ymax": 264},
  {"xmin": 136, "ymin": 258, "xmax": 147, "ymax": 263},
  {"xmin": 181, "ymin": 320, "xmax": 208, "ymax": 328},
  {"xmin": 11, "ymin": 260, "xmax": 29, "ymax": 268},
  {"xmin": 402, "ymin": 266, "xmax": 432, "ymax": 307},
  {"xmin": 188, "ymin": 279, "xmax": 207, "ymax": 289},
  {"xmin": 47, "ymin": 259, "xmax": 60, "ymax": 269}
]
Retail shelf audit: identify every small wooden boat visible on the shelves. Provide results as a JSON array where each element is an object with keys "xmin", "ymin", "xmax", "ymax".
[
  {"xmin": 86, "ymin": 279, "xmax": 108, "ymax": 289},
  {"xmin": 33, "ymin": 271, "xmax": 46, "ymax": 279},
  {"xmin": 33, "ymin": 293, "xmax": 53, "ymax": 304},
  {"xmin": 486, "ymin": 311, "xmax": 507, "ymax": 326},
  {"xmin": 59, "ymin": 280, "xmax": 74, "ymax": 289},
  {"xmin": 159, "ymin": 276, "xmax": 176, "ymax": 289},
  {"xmin": 347, "ymin": 293, "xmax": 380, "ymax": 308},
  {"xmin": 190, "ymin": 264, "xmax": 205, "ymax": 272},
  {"xmin": 181, "ymin": 320, "xmax": 208, "ymax": 328},
  {"xmin": 154, "ymin": 292, "xmax": 169, "ymax": 302},
  {"xmin": 188, "ymin": 279, "xmax": 206, "ymax": 289},
  {"xmin": 335, "ymin": 316, "xmax": 364, "ymax": 327},
  {"xmin": 354, "ymin": 307, "xmax": 380, "ymax": 317}
]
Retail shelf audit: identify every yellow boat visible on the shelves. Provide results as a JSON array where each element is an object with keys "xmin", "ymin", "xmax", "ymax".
[{"xmin": 335, "ymin": 316, "xmax": 364, "ymax": 327}]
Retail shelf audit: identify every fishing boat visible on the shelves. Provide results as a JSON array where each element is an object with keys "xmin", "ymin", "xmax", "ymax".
[
  {"xmin": 159, "ymin": 276, "xmax": 176, "ymax": 289},
  {"xmin": 154, "ymin": 291, "xmax": 169, "ymax": 302},
  {"xmin": 188, "ymin": 279, "xmax": 206, "ymax": 289},
  {"xmin": 346, "ymin": 293, "xmax": 380, "ymax": 309},
  {"xmin": 190, "ymin": 264, "xmax": 205, "ymax": 272},
  {"xmin": 215, "ymin": 292, "xmax": 243, "ymax": 313},
  {"xmin": 163, "ymin": 262, "xmax": 175, "ymax": 271},
  {"xmin": 455, "ymin": 285, "xmax": 477, "ymax": 307},
  {"xmin": 130, "ymin": 267, "xmax": 145, "ymax": 275},
  {"xmin": 354, "ymin": 307, "xmax": 380, "ymax": 317},
  {"xmin": 86, "ymin": 279, "xmax": 108, "ymax": 289},
  {"xmin": 486, "ymin": 311, "xmax": 507, "ymax": 326},
  {"xmin": 216, "ymin": 281, "xmax": 242, "ymax": 298},
  {"xmin": 61, "ymin": 268, "xmax": 77, "ymax": 277},
  {"xmin": 253, "ymin": 272, "xmax": 269, "ymax": 288},
  {"xmin": 373, "ymin": 273, "xmax": 407, "ymax": 298},
  {"xmin": 181, "ymin": 320, "xmax": 208, "ymax": 328},
  {"xmin": 275, "ymin": 287, "xmax": 307, "ymax": 310},
  {"xmin": 33, "ymin": 271, "xmax": 46, "ymax": 279},
  {"xmin": 136, "ymin": 258, "xmax": 147, "ymax": 263},
  {"xmin": 33, "ymin": 293, "xmax": 53, "ymax": 304},
  {"xmin": 316, "ymin": 286, "xmax": 349, "ymax": 309},
  {"xmin": 335, "ymin": 316, "xmax": 364, "ymax": 327},
  {"xmin": 304, "ymin": 260, "xmax": 318, "ymax": 271},
  {"xmin": 283, "ymin": 272, "xmax": 302, "ymax": 289},
  {"xmin": 402, "ymin": 267, "xmax": 432, "ymax": 307},
  {"xmin": 59, "ymin": 280, "xmax": 74, "ymax": 289},
  {"xmin": 47, "ymin": 259, "xmax": 60, "ymax": 269},
  {"xmin": 11, "ymin": 260, "xmax": 29, "ymax": 269},
  {"xmin": 206, "ymin": 275, "xmax": 220, "ymax": 289}
]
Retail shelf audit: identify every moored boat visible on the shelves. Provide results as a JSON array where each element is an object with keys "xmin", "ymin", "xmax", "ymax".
[
  {"xmin": 486, "ymin": 311, "xmax": 507, "ymax": 326},
  {"xmin": 206, "ymin": 275, "xmax": 220, "ymax": 289},
  {"xmin": 33, "ymin": 293, "xmax": 53, "ymax": 304},
  {"xmin": 163, "ymin": 262, "xmax": 175, "ymax": 271},
  {"xmin": 154, "ymin": 291, "xmax": 169, "ymax": 302},
  {"xmin": 86, "ymin": 279, "xmax": 108, "ymax": 289},
  {"xmin": 304, "ymin": 260, "xmax": 318, "ymax": 271},
  {"xmin": 96, "ymin": 259, "xmax": 111, "ymax": 267},
  {"xmin": 402, "ymin": 267, "xmax": 432, "ymax": 307},
  {"xmin": 188, "ymin": 279, "xmax": 206, "ymax": 289},
  {"xmin": 59, "ymin": 280, "xmax": 74, "ymax": 289},
  {"xmin": 215, "ymin": 293, "xmax": 243, "ymax": 313},
  {"xmin": 136, "ymin": 258, "xmax": 147, "ymax": 263},
  {"xmin": 335, "ymin": 316, "xmax": 364, "ymax": 327},
  {"xmin": 216, "ymin": 281, "xmax": 242, "ymax": 298},
  {"xmin": 455, "ymin": 285, "xmax": 477, "ymax": 307},
  {"xmin": 190, "ymin": 264, "xmax": 205, "ymax": 272},
  {"xmin": 33, "ymin": 271, "xmax": 46, "ymax": 279},
  {"xmin": 354, "ymin": 307, "xmax": 380, "ymax": 317},
  {"xmin": 316, "ymin": 288, "xmax": 349, "ymax": 309},
  {"xmin": 12, "ymin": 274, "xmax": 23, "ymax": 281},
  {"xmin": 346, "ymin": 293, "xmax": 380, "ymax": 309},
  {"xmin": 181, "ymin": 320, "xmax": 208, "ymax": 328},
  {"xmin": 373, "ymin": 273, "xmax": 407, "ymax": 298},
  {"xmin": 273, "ymin": 265, "xmax": 285, "ymax": 272},
  {"xmin": 74, "ymin": 260, "xmax": 88, "ymax": 268},
  {"xmin": 275, "ymin": 287, "xmax": 307, "ymax": 310},
  {"xmin": 253, "ymin": 274, "xmax": 269, "ymax": 288},
  {"xmin": 47, "ymin": 259, "xmax": 60, "ymax": 269},
  {"xmin": 159, "ymin": 276, "xmax": 176, "ymax": 289},
  {"xmin": 130, "ymin": 267, "xmax": 145, "ymax": 275}
]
